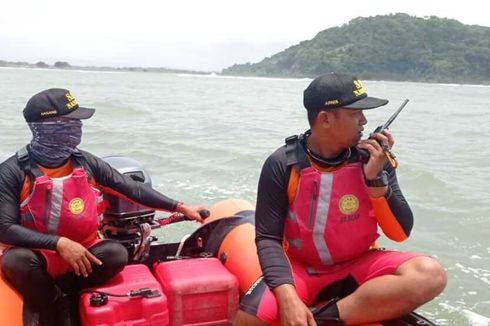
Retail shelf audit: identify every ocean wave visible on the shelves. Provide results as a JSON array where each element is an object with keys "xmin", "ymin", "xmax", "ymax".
[{"xmin": 177, "ymin": 73, "xmax": 309, "ymax": 82}]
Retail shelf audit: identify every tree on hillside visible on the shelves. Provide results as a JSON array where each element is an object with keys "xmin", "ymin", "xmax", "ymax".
[
  {"xmin": 222, "ymin": 13, "xmax": 490, "ymax": 84},
  {"xmin": 54, "ymin": 61, "xmax": 71, "ymax": 68},
  {"xmin": 35, "ymin": 61, "xmax": 49, "ymax": 68}
]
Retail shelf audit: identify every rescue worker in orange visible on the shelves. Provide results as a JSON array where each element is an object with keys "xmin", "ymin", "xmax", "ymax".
[
  {"xmin": 234, "ymin": 73, "xmax": 447, "ymax": 325},
  {"xmin": 0, "ymin": 88, "xmax": 205, "ymax": 325}
]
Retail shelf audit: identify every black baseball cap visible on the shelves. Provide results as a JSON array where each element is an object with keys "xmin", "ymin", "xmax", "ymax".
[
  {"xmin": 303, "ymin": 73, "xmax": 388, "ymax": 111},
  {"xmin": 23, "ymin": 88, "xmax": 95, "ymax": 122}
]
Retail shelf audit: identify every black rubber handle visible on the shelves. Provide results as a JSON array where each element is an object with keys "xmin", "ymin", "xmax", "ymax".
[{"xmin": 199, "ymin": 209, "xmax": 210, "ymax": 219}]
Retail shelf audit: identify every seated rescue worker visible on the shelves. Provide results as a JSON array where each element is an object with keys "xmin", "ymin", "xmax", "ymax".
[
  {"xmin": 0, "ymin": 88, "xmax": 205, "ymax": 325},
  {"xmin": 235, "ymin": 73, "xmax": 447, "ymax": 325}
]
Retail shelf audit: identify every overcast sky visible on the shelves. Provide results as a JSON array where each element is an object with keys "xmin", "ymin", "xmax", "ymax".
[{"xmin": 1, "ymin": 0, "xmax": 488, "ymax": 71}]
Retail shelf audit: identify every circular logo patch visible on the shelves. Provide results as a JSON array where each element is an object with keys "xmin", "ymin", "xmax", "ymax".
[
  {"xmin": 339, "ymin": 194, "xmax": 359, "ymax": 215},
  {"xmin": 69, "ymin": 198, "xmax": 85, "ymax": 215}
]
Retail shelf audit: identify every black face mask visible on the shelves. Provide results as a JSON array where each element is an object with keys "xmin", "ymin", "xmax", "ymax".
[{"xmin": 28, "ymin": 119, "xmax": 83, "ymax": 167}]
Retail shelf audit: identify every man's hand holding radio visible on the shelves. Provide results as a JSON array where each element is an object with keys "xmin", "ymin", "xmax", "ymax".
[{"xmin": 358, "ymin": 129, "xmax": 394, "ymax": 180}]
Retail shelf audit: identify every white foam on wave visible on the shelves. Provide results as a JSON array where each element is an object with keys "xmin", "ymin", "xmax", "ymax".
[
  {"xmin": 454, "ymin": 263, "xmax": 490, "ymax": 285},
  {"xmin": 440, "ymin": 303, "xmax": 490, "ymax": 326},
  {"xmin": 433, "ymin": 82, "xmax": 490, "ymax": 88},
  {"xmin": 462, "ymin": 309, "xmax": 490, "ymax": 326},
  {"xmin": 177, "ymin": 73, "xmax": 308, "ymax": 82}
]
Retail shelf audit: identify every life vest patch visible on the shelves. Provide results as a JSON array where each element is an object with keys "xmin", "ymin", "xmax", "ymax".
[
  {"xmin": 339, "ymin": 194, "xmax": 359, "ymax": 215},
  {"xmin": 69, "ymin": 198, "xmax": 85, "ymax": 215}
]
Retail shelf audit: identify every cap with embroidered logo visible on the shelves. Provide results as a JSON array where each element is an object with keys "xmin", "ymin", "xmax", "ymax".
[
  {"xmin": 303, "ymin": 72, "xmax": 389, "ymax": 111},
  {"xmin": 23, "ymin": 88, "xmax": 95, "ymax": 122}
]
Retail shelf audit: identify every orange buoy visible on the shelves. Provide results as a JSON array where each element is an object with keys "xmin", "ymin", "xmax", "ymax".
[
  {"xmin": 205, "ymin": 199, "xmax": 262, "ymax": 295},
  {"xmin": 206, "ymin": 198, "xmax": 255, "ymax": 223},
  {"xmin": 0, "ymin": 255, "xmax": 23, "ymax": 326}
]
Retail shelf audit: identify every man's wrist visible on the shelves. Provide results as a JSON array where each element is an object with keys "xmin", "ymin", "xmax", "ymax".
[
  {"xmin": 175, "ymin": 201, "xmax": 185, "ymax": 213},
  {"xmin": 364, "ymin": 170, "xmax": 389, "ymax": 187},
  {"xmin": 273, "ymin": 284, "xmax": 298, "ymax": 303},
  {"xmin": 56, "ymin": 236, "xmax": 66, "ymax": 251}
]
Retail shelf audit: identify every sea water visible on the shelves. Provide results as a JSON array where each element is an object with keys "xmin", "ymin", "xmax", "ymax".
[{"xmin": 0, "ymin": 67, "xmax": 488, "ymax": 325}]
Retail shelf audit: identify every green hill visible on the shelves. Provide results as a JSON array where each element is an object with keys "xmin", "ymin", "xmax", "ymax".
[{"xmin": 222, "ymin": 13, "xmax": 490, "ymax": 84}]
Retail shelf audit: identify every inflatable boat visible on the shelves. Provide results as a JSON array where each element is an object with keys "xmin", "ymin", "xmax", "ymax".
[{"xmin": 0, "ymin": 156, "xmax": 437, "ymax": 326}]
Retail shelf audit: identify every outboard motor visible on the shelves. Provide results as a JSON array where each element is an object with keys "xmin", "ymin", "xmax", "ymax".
[{"xmin": 101, "ymin": 156, "xmax": 159, "ymax": 262}]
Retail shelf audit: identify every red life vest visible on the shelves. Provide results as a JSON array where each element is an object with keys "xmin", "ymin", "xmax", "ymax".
[
  {"xmin": 19, "ymin": 162, "xmax": 103, "ymax": 245},
  {"xmin": 283, "ymin": 134, "xmax": 378, "ymax": 271}
]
